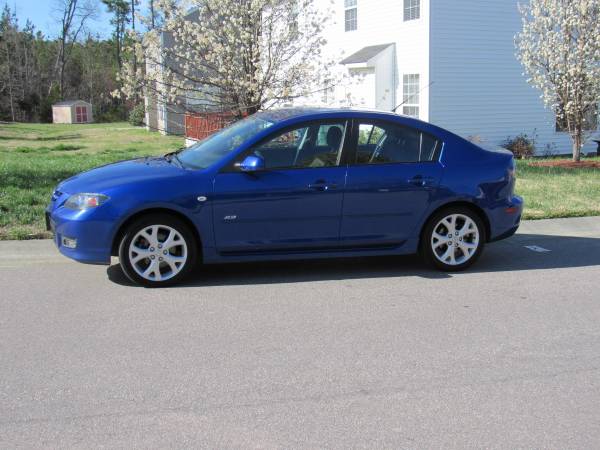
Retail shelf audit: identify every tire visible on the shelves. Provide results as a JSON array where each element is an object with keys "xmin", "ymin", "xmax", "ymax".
[
  {"xmin": 118, "ymin": 214, "xmax": 199, "ymax": 287},
  {"xmin": 420, "ymin": 206, "xmax": 486, "ymax": 272}
]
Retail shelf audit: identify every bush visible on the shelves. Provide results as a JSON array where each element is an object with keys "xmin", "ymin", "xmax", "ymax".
[
  {"xmin": 128, "ymin": 104, "xmax": 146, "ymax": 127},
  {"xmin": 95, "ymin": 104, "xmax": 127, "ymax": 123},
  {"xmin": 501, "ymin": 132, "xmax": 536, "ymax": 159}
]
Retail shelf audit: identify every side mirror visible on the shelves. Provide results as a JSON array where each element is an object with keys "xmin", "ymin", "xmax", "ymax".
[{"xmin": 239, "ymin": 154, "xmax": 265, "ymax": 172}]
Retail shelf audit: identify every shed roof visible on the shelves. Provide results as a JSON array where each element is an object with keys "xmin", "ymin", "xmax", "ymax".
[
  {"xmin": 52, "ymin": 100, "xmax": 91, "ymax": 107},
  {"xmin": 340, "ymin": 44, "xmax": 394, "ymax": 65}
]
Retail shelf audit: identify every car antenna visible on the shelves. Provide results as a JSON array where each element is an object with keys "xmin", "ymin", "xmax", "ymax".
[{"xmin": 391, "ymin": 81, "xmax": 434, "ymax": 113}]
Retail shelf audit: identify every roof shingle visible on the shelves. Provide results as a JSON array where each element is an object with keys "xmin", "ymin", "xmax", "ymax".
[{"xmin": 340, "ymin": 44, "xmax": 394, "ymax": 65}]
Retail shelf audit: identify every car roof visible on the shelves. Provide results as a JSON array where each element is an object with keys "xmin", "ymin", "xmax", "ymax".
[
  {"xmin": 258, "ymin": 107, "xmax": 406, "ymax": 122},
  {"xmin": 256, "ymin": 107, "xmax": 454, "ymax": 141}
]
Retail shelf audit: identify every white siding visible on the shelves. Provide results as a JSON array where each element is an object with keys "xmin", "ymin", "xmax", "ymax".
[
  {"xmin": 429, "ymin": 0, "xmax": 596, "ymax": 154},
  {"xmin": 311, "ymin": 0, "xmax": 431, "ymax": 120}
]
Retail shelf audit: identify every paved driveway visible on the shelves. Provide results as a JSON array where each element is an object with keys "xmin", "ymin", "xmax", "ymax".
[{"xmin": 1, "ymin": 217, "xmax": 600, "ymax": 448}]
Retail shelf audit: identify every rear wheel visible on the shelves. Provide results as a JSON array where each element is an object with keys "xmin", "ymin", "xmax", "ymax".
[
  {"xmin": 118, "ymin": 214, "xmax": 198, "ymax": 287},
  {"xmin": 421, "ymin": 207, "xmax": 485, "ymax": 271}
]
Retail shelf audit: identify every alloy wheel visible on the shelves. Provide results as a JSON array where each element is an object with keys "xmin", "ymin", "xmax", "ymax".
[
  {"xmin": 430, "ymin": 214, "xmax": 480, "ymax": 266},
  {"xmin": 128, "ymin": 224, "xmax": 188, "ymax": 282}
]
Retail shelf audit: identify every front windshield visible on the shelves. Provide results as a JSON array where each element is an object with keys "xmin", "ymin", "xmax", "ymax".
[{"xmin": 177, "ymin": 115, "xmax": 275, "ymax": 169}]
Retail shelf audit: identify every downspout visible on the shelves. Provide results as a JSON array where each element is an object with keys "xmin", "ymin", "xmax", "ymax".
[
  {"xmin": 392, "ymin": 43, "xmax": 398, "ymax": 112},
  {"xmin": 160, "ymin": 30, "xmax": 168, "ymax": 134}
]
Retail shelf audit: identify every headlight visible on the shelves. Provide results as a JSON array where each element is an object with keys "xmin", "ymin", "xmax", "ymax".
[{"xmin": 64, "ymin": 193, "xmax": 110, "ymax": 210}]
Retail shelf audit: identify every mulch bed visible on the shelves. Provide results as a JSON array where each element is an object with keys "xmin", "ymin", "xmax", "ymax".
[{"xmin": 528, "ymin": 160, "xmax": 600, "ymax": 169}]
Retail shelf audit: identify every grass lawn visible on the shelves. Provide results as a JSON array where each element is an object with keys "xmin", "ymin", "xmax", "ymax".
[
  {"xmin": 0, "ymin": 122, "xmax": 183, "ymax": 239},
  {"xmin": 516, "ymin": 157, "xmax": 600, "ymax": 220},
  {"xmin": 1, "ymin": 121, "xmax": 599, "ymax": 239}
]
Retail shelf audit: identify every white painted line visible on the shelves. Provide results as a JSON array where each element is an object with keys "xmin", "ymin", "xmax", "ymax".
[{"xmin": 524, "ymin": 245, "xmax": 551, "ymax": 253}]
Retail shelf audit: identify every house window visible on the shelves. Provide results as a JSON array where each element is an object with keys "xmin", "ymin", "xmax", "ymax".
[
  {"xmin": 344, "ymin": 0, "xmax": 357, "ymax": 31},
  {"xmin": 402, "ymin": 74, "xmax": 420, "ymax": 118},
  {"xmin": 404, "ymin": 0, "xmax": 420, "ymax": 21}
]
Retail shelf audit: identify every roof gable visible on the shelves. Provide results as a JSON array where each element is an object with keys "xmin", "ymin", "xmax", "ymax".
[
  {"xmin": 52, "ymin": 100, "xmax": 91, "ymax": 107},
  {"xmin": 340, "ymin": 44, "xmax": 394, "ymax": 65}
]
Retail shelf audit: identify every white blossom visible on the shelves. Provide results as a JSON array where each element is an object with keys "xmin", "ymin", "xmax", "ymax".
[
  {"xmin": 516, "ymin": 0, "xmax": 600, "ymax": 161},
  {"xmin": 119, "ymin": 0, "xmax": 335, "ymax": 118}
]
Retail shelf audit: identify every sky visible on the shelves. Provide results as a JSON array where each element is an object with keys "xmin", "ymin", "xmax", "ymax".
[{"xmin": 11, "ymin": 0, "xmax": 117, "ymax": 39}]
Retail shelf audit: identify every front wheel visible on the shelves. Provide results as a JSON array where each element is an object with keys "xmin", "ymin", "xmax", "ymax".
[
  {"xmin": 421, "ymin": 207, "xmax": 485, "ymax": 271},
  {"xmin": 118, "ymin": 214, "xmax": 198, "ymax": 287}
]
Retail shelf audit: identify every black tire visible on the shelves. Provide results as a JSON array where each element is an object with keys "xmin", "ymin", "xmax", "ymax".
[
  {"xmin": 420, "ymin": 206, "xmax": 486, "ymax": 272},
  {"xmin": 118, "ymin": 214, "xmax": 199, "ymax": 287}
]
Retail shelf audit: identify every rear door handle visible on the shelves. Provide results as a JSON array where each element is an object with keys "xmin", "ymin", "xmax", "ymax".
[
  {"xmin": 408, "ymin": 175, "xmax": 435, "ymax": 187},
  {"xmin": 308, "ymin": 180, "xmax": 337, "ymax": 191}
]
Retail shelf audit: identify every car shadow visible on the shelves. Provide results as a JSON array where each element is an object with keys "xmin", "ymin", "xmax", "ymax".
[{"xmin": 106, "ymin": 233, "xmax": 600, "ymax": 288}]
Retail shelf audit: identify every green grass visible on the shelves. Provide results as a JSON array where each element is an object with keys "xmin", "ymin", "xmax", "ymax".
[
  {"xmin": 0, "ymin": 122, "xmax": 183, "ymax": 239},
  {"xmin": 516, "ymin": 158, "xmax": 600, "ymax": 220},
  {"xmin": 1, "ymin": 121, "xmax": 599, "ymax": 239}
]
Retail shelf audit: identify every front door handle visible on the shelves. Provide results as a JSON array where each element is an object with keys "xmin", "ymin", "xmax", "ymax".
[{"xmin": 308, "ymin": 180, "xmax": 337, "ymax": 191}]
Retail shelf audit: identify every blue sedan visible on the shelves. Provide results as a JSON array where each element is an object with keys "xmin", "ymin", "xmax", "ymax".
[{"xmin": 46, "ymin": 108, "xmax": 523, "ymax": 286}]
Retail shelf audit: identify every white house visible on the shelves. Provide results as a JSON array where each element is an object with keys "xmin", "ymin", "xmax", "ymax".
[
  {"xmin": 144, "ymin": 27, "xmax": 187, "ymax": 136},
  {"xmin": 301, "ymin": 0, "xmax": 598, "ymax": 154},
  {"xmin": 148, "ymin": 0, "xmax": 598, "ymax": 153}
]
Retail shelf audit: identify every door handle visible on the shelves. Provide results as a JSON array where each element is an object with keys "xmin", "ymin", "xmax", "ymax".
[
  {"xmin": 308, "ymin": 180, "xmax": 337, "ymax": 191},
  {"xmin": 408, "ymin": 175, "xmax": 435, "ymax": 187}
]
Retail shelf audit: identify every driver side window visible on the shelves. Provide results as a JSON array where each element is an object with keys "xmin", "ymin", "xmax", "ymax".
[{"xmin": 249, "ymin": 121, "xmax": 347, "ymax": 170}]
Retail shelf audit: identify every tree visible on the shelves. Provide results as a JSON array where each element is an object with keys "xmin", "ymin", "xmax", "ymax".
[
  {"xmin": 120, "ymin": 0, "xmax": 333, "ymax": 118},
  {"xmin": 516, "ymin": 0, "xmax": 600, "ymax": 162},
  {"xmin": 0, "ymin": 6, "xmax": 19, "ymax": 120},
  {"xmin": 102, "ymin": 0, "xmax": 130, "ymax": 68},
  {"xmin": 0, "ymin": 7, "xmax": 45, "ymax": 121},
  {"xmin": 0, "ymin": 3, "xmax": 124, "ymax": 122},
  {"xmin": 51, "ymin": 0, "xmax": 97, "ymax": 98}
]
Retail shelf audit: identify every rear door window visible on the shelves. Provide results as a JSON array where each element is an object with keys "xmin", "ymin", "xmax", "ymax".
[{"xmin": 353, "ymin": 121, "xmax": 441, "ymax": 164}]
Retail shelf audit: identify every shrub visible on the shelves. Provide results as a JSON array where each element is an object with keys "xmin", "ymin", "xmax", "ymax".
[
  {"xmin": 95, "ymin": 104, "xmax": 127, "ymax": 123},
  {"xmin": 128, "ymin": 104, "xmax": 146, "ymax": 127},
  {"xmin": 501, "ymin": 132, "xmax": 536, "ymax": 159}
]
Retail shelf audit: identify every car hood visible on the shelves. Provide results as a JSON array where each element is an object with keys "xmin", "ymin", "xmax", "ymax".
[{"xmin": 58, "ymin": 157, "xmax": 186, "ymax": 194}]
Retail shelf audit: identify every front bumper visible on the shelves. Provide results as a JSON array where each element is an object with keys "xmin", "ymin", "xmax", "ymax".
[{"xmin": 45, "ymin": 202, "xmax": 114, "ymax": 265}]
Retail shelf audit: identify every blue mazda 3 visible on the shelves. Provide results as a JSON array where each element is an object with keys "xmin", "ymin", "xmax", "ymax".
[{"xmin": 46, "ymin": 108, "xmax": 523, "ymax": 286}]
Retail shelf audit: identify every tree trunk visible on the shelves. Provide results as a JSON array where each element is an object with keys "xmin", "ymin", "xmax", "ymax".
[
  {"xmin": 59, "ymin": 51, "xmax": 65, "ymax": 98},
  {"xmin": 116, "ymin": 21, "xmax": 122, "ymax": 69},
  {"xmin": 3, "ymin": 37, "xmax": 16, "ymax": 121},
  {"xmin": 131, "ymin": 0, "xmax": 138, "ymax": 103},
  {"xmin": 149, "ymin": 0, "xmax": 155, "ymax": 29},
  {"xmin": 572, "ymin": 132, "xmax": 582, "ymax": 162}
]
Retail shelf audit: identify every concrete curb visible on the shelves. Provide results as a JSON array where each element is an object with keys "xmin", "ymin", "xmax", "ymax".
[{"xmin": 517, "ymin": 216, "xmax": 600, "ymax": 237}]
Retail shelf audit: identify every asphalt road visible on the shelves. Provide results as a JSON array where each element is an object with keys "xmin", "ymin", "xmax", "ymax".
[{"xmin": 1, "ymin": 217, "xmax": 600, "ymax": 449}]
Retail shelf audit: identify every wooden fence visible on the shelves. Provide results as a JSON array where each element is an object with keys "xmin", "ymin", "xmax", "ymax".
[{"xmin": 184, "ymin": 112, "xmax": 239, "ymax": 141}]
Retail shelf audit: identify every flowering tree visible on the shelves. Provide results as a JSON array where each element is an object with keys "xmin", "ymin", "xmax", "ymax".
[
  {"xmin": 120, "ymin": 0, "xmax": 333, "ymax": 119},
  {"xmin": 516, "ymin": 0, "xmax": 600, "ymax": 161}
]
